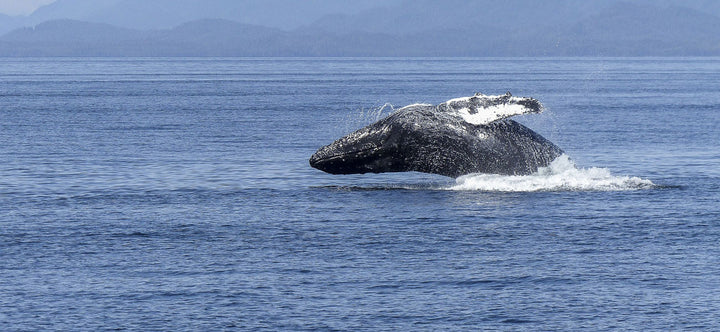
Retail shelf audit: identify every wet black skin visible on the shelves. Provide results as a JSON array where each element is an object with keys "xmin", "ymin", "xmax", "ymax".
[{"xmin": 309, "ymin": 104, "xmax": 563, "ymax": 178}]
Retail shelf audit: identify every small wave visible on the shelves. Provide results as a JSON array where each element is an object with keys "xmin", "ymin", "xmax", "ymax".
[
  {"xmin": 312, "ymin": 183, "xmax": 439, "ymax": 191},
  {"xmin": 449, "ymin": 155, "xmax": 655, "ymax": 192}
]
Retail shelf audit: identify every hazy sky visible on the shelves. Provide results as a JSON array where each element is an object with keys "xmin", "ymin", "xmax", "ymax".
[{"xmin": 0, "ymin": 0, "xmax": 55, "ymax": 16}]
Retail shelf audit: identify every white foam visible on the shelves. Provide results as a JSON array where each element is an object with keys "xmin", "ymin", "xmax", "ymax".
[{"xmin": 448, "ymin": 155, "xmax": 655, "ymax": 192}]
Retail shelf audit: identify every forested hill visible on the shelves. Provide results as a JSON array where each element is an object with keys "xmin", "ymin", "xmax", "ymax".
[{"xmin": 2, "ymin": 0, "xmax": 720, "ymax": 56}]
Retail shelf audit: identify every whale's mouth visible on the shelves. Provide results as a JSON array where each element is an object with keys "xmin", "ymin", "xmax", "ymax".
[{"xmin": 309, "ymin": 146, "xmax": 384, "ymax": 174}]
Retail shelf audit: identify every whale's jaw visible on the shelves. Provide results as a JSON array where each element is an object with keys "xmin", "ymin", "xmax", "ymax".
[
  {"xmin": 309, "ymin": 124, "xmax": 405, "ymax": 175},
  {"xmin": 309, "ymin": 147, "xmax": 396, "ymax": 174}
]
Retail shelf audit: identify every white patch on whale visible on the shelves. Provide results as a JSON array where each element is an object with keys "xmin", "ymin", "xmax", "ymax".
[{"xmin": 454, "ymin": 103, "xmax": 531, "ymax": 125}]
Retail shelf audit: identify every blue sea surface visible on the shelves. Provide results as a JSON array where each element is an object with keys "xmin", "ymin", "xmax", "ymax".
[{"xmin": 1, "ymin": 57, "xmax": 719, "ymax": 330}]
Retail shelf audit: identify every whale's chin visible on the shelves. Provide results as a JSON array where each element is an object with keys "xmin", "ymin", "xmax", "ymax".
[{"xmin": 310, "ymin": 147, "xmax": 403, "ymax": 175}]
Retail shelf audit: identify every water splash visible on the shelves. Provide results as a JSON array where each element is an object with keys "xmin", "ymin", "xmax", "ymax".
[
  {"xmin": 342, "ymin": 103, "xmax": 396, "ymax": 134},
  {"xmin": 448, "ymin": 155, "xmax": 655, "ymax": 192}
]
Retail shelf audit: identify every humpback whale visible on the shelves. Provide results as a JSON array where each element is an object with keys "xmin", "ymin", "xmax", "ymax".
[{"xmin": 309, "ymin": 92, "xmax": 563, "ymax": 178}]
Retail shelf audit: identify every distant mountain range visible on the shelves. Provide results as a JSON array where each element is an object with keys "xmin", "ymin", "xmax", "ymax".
[
  {"xmin": 1, "ymin": 0, "xmax": 720, "ymax": 56},
  {"xmin": 0, "ymin": 0, "xmax": 398, "ymax": 33}
]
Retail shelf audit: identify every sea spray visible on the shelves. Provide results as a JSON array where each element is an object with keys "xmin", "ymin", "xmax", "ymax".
[
  {"xmin": 342, "ymin": 103, "xmax": 396, "ymax": 135},
  {"xmin": 449, "ymin": 154, "xmax": 655, "ymax": 192}
]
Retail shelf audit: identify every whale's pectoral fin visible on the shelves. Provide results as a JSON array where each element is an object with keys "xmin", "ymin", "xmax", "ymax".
[{"xmin": 441, "ymin": 92, "xmax": 544, "ymax": 125}]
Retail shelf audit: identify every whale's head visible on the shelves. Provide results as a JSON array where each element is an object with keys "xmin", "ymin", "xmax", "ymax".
[{"xmin": 309, "ymin": 114, "xmax": 411, "ymax": 175}]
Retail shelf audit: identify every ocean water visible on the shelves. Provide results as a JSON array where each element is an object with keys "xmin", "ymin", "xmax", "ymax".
[{"xmin": 1, "ymin": 57, "xmax": 719, "ymax": 330}]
